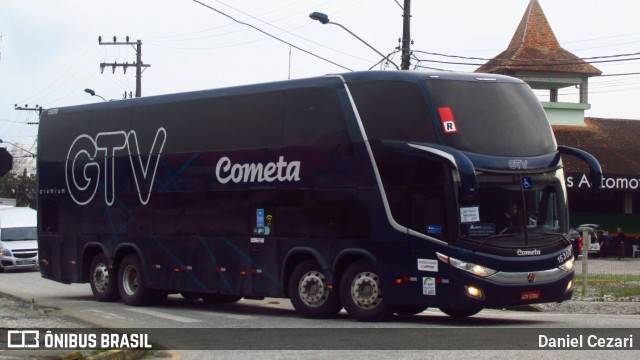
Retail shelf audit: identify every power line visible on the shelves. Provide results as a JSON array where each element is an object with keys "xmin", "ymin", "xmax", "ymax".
[
  {"xmin": 413, "ymin": 50, "xmax": 640, "ymax": 62},
  {"xmin": 192, "ymin": 0, "xmax": 352, "ymax": 72},
  {"xmin": 210, "ymin": 0, "xmax": 373, "ymax": 63},
  {"xmin": 599, "ymin": 72, "xmax": 640, "ymax": 77},
  {"xmin": 412, "ymin": 49, "xmax": 640, "ymax": 67}
]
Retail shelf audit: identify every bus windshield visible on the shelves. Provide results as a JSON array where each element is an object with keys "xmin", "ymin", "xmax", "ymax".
[
  {"xmin": 1, "ymin": 227, "xmax": 37, "ymax": 241},
  {"xmin": 424, "ymin": 79, "xmax": 556, "ymax": 157},
  {"xmin": 459, "ymin": 169, "xmax": 568, "ymax": 247}
]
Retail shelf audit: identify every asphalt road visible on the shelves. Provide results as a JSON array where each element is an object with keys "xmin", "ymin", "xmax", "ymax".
[{"xmin": 0, "ymin": 270, "xmax": 638, "ymax": 359}]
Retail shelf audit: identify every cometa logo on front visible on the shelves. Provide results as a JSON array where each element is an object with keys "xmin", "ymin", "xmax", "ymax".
[{"xmin": 517, "ymin": 249, "xmax": 541, "ymax": 256}]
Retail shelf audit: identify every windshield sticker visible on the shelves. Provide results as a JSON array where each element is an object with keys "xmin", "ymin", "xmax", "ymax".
[
  {"xmin": 426, "ymin": 224, "xmax": 442, "ymax": 235},
  {"xmin": 522, "ymin": 176, "xmax": 533, "ymax": 190},
  {"xmin": 438, "ymin": 106, "xmax": 458, "ymax": 133},
  {"xmin": 423, "ymin": 277, "xmax": 436, "ymax": 296},
  {"xmin": 465, "ymin": 223, "xmax": 497, "ymax": 237},
  {"xmin": 418, "ymin": 259, "xmax": 438, "ymax": 272},
  {"xmin": 460, "ymin": 206, "xmax": 480, "ymax": 223}
]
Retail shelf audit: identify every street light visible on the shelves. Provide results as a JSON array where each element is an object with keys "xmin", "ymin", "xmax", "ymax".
[
  {"xmin": 309, "ymin": 12, "xmax": 399, "ymax": 70},
  {"xmin": 0, "ymin": 139, "xmax": 36, "ymax": 157},
  {"xmin": 84, "ymin": 88, "xmax": 107, "ymax": 102}
]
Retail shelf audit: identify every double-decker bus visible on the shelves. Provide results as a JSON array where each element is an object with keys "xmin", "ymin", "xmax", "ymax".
[{"xmin": 37, "ymin": 71, "xmax": 601, "ymax": 321}]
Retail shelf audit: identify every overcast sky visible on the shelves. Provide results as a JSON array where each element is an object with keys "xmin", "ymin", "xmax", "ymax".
[{"xmin": 1, "ymin": 0, "xmax": 639, "ymax": 156}]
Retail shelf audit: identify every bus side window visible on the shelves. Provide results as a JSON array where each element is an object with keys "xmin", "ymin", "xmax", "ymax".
[
  {"xmin": 284, "ymin": 87, "xmax": 352, "ymax": 154},
  {"xmin": 347, "ymin": 80, "xmax": 437, "ymax": 143},
  {"xmin": 378, "ymin": 149, "xmax": 448, "ymax": 241},
  {"xmin": 40, "ymin": 199, "xmax": 59, "ymax": 233}
]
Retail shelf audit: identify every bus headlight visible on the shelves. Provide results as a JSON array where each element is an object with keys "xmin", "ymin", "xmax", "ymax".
[
  {"xmin": 436, "ymin": 252, "xmax": 497, "ymax": 277},
  {"xmin": 558, "ymin": 257, "xmax": 575, "ymax": 272}
]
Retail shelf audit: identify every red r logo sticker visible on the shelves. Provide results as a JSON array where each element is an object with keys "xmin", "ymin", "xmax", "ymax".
[{"xmin": 438, "ymin": 107, "xmax": 458, "ymax": 133}]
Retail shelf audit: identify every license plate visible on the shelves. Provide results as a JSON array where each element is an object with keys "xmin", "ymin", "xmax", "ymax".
[
  {"xmin": 16, "ymin": 260, "xmax": 36, "ymax": 265},
  {"xmin": 520, "ymin": 290, "xmax": 540, "ymax": 301}
]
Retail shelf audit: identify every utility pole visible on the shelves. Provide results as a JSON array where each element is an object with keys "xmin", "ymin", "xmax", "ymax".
[
  {"xmin": 98, "ymin": 36, "xmax": 150, "ymax": 97},
  {"xmin": 14, "ymin": 104, "xmax": 43, "ymax": 115},
  {"xmin": 400, "ymin": 0, "xmax": 412, "ymax": 70},
  {"xmin": 14, "ymin": 104, "xmax": 43, "ymax": 124}
]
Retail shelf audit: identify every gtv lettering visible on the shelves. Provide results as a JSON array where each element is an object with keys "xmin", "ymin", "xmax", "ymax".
[
  {"xmin": 508, "ymin": 160, "xmax": 528, "ymax": 170},
  {"xmin": 65, "ymin": 128, "xmax": 166, "ymax": 206}
]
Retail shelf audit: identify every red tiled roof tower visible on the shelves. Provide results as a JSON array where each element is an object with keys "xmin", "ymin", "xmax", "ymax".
[{"xmin": 476, "ymin": 0, "xmax": 601, "ymax": 76}]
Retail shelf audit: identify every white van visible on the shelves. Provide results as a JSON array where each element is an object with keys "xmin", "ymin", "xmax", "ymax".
[{"xmin": 0, "ymin": 207, "xmax": 38, "ymax": 272}]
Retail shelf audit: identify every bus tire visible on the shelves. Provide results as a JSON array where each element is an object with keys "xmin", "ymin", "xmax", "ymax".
[
  {"xmin": 118, "ymin": 254, "xmax": 160, "ymax": 306},
  {"xmin": 439, "ymin": 307, "xmax": 482, "ymax": 318},
  {"xmin": 89, "ymin": 253, "xmax": 119, "ymax": 302},
  {"xmin": 201, "ymin": 294, "xmax": 242, "ymax": 304},
  {"xmin": 288, "ymin": 259, "xmax": 342, "ymax": 319},
  {"xmin": 339, "ymin": 260, "xmax": 392, "ymax": 322}
]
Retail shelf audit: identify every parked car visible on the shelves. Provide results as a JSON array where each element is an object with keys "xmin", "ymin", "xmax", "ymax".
[
  {"xmin": 0, "ymin": 207, "xmax": 39, "ymax": 272},
  {"xmin": 577, "ymin": 225, "xmax": 601, "ymax": 258},
  {"xmin": 568, "ymin": 229, "xmax": 583, "ymax": 258}
]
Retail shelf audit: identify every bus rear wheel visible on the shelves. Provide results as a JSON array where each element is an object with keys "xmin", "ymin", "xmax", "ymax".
[
  {"xmin": 339, "ymin": 260, "xmax": 392, "ymax": 322},
  {"xmin": 118, "ymin": 254, "xmax": 166, "ymax": 306},
  {"xmin": 89, "ymin": 253, "xmax": 119, "ymax": 302},
  {"xmin": 288, "ymin": 259, "xmax": 342, "ymax": 319}
]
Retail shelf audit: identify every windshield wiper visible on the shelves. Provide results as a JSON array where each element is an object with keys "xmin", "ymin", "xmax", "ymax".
[{"xmin": 472, "ymin": 233, "xmax": 514, "ymax": 251}]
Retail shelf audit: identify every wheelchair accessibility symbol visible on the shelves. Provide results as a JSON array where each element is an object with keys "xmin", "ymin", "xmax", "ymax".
[{"xmin": 522, "ymin": 176, "xmax": 533, "ymax": 190}]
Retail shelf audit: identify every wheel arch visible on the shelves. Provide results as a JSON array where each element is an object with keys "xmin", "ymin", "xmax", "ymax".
[
  {"xmin": 112, "ymin": 243, "xmax": 148, "ymax": 285},
  {"xmin": 80, "ymin": 243, "xmax": 109, "ymax": 283},
  {"xmin": 332, "ymin": 249, "xmax": 379, "ymax": 291}
]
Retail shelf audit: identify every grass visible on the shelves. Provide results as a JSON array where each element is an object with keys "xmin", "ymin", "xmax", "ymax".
[{"xmin": 573, "ymin": 274, "xmax": 640, "ymax": 298}]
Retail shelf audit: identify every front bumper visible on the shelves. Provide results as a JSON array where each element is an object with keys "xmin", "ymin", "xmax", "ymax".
[{"xmin": 1, "ymin": 255, "xmax": 39, "ymax": 271}]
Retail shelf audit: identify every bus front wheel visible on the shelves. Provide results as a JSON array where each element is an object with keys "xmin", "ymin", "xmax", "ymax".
[
  {"xmin": 118, "ymin": 254, "xmax": 166, "ymax": 306},
  {"xmin": 288, "ymin": 259, "xmax": 342, "ymax": 319},
  {"xmin": 89, "ymin": 253, "xmax": 119, "ymax": 302},
  {"xmin": 339, "ymin": 260, "xmax": 392, "ymax": 322}
]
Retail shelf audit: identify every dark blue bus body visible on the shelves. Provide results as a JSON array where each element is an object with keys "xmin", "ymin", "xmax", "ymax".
[{"xmin": 37, "ymin": 71, "xmax": 600, "ymax": 321}]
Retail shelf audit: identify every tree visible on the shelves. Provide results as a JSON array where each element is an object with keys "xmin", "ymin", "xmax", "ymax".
[{"xmin": 0, "ymin": 169, "xmax": 36, "ymax": 208}]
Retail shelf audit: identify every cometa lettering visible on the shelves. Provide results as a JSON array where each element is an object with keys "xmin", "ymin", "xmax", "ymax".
[
  {"xmin": 216, "ymin": 156, "xmax": 301, "ymax": 184},
  {"xmin": 517, "ymin": 249, "xmax": 541, "ymax": 256}
]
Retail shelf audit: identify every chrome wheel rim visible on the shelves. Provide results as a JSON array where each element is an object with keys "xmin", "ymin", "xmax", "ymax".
[
  {"xmin": 299, "ymin": 270, "xmax": 328, "ymax": 307},
  {"xmin": 350, "ymin": 271, "xmax": 381, "ymax": 309},
  {"xmin": 92, "ymin": 263, "xmax": 109, "ymax": 293},
  {"xmin": 122, "ymin": 264, "xmax": 139, "ymax": 296}
]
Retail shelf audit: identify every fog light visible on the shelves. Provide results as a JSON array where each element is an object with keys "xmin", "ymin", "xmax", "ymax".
[
  {"xmin": 566, "ymin": 280, "xmax": 573, "ymax": 293},
  {"xmin": 465, "ymin": 285, "xmax": 484, "ymax": 299}
]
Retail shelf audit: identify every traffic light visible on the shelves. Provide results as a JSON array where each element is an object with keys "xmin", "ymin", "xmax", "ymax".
[{"xmin": 0, "ymin": 147, "xmax": 13, "ymax": 177}]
